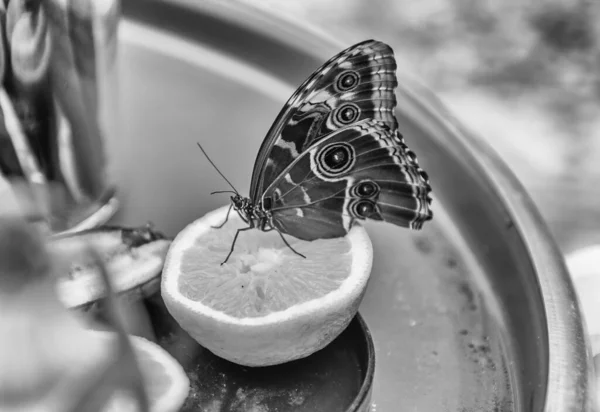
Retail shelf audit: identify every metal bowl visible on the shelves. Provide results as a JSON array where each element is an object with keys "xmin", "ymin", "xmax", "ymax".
[{"xmin": 110, "ymin": 1, "xmax": 596, "ymax": 410}]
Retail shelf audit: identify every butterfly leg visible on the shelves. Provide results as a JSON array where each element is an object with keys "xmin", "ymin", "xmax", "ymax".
[
  {"xmin": 221, "ymin": 226, "xmax": 253, "ymax": 265},
  {"xmin": 212, "ymin": 203, "xmax": 233, "ymax": 229},
  {"xmin": 274, "ymin": 229, "xmax": 306, "ymax": 259}
]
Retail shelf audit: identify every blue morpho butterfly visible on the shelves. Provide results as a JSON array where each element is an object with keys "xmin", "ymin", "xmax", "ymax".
[{"xmin": 198, "ymin": 40, "xmax": 433, "ymax": 265}]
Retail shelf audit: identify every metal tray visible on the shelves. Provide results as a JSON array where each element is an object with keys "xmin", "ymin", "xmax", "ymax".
[{"xmin": 110, "ymin": 1, "xmax": 595, "ymax": 410}]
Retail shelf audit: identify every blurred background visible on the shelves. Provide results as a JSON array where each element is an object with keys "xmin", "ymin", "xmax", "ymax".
[{"xmin": 242, "ymin": 0, "xmax": 600, "ymax": 256}]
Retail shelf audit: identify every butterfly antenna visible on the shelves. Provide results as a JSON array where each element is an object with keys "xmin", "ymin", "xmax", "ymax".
[{"xmin": 196, "ymin": 142, "xmax": 239, "ymax": 194}]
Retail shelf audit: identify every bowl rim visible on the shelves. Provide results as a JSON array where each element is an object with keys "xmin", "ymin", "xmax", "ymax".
[{"xmin": 349, "ymin": 313, "xmax": 376, "ymax": 412}]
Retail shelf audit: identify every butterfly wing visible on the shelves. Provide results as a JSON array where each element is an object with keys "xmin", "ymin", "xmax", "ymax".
[
  {"xmin": 250, "ymin": 40, "xmax": 399, "ymax": 201},
  {"xmin": 262, "ymin": 119, "xmax": 432, "ymax": 241}
]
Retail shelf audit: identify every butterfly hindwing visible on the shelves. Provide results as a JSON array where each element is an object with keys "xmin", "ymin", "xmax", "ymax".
[
  {"xmin": 250, "ymin": 40, "xmax": 399, "ymax": 200},
  {"xmin": 262, "ymin": 119, "xmax": 432, "ymax": 241}
]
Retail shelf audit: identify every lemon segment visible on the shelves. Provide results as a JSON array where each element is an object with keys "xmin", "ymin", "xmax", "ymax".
[{"xmin": 161, "ymin": 205, "xmax": 373, "ymax": 366}]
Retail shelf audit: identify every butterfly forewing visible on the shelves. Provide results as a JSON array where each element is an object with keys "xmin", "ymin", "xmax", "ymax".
[
  {"xmin": 262, "ymin": 119, "xmax": 432, "ymax": 241},
  {"xmin": 250, "ymin": 40, "xmax": 400, "ymax": 201}
]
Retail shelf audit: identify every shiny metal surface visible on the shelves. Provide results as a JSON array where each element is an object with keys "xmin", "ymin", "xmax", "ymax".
[{"xmin": 112, "ymin": 1, "xmax": 594, "ymax": 411}]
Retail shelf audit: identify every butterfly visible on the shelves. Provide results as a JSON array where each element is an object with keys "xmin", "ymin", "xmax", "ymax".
[{"xmin": 199, "ymin": 40, "xmax": 433, "ymax": 264}]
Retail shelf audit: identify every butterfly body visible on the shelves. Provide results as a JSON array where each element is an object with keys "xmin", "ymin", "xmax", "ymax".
[
  {"xmin": 212, "ymin": 40, "xmax": 433, "ymax": 264},
  {"xmin": 229, "ymin": 194, "xmax": 272, "ymax": 232}
]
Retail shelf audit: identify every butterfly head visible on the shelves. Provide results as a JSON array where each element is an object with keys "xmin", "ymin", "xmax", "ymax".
[
  {"xmin": 231, "ymin": 194, "xmax": 246, "ymax": 210},
  {"xmin": 231, "ymin": 194, "xmax": 254, "ymax": 223},
  {"xmin": 230, "ymin": 195, "xmax": 272, "ymax": 231}
]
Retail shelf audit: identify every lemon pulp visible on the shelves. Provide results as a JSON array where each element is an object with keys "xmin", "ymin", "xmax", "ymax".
[{"xmin": 179, "ymin": 222, "xmax": 352, "ymax": 318}]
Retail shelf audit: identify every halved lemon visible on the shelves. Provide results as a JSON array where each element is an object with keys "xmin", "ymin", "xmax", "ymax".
[
  {"xmin": 98, "ymin": 332, "xmax": 189, "ymax": 412},
  {"xmin": 1, "ymin": 298, "xmax": 188, "ymax": 412},
  {"xmin": 161, "ymin": 204, "xmax": 373, "ymax": 366},
  {"xmin": 49, "ymin": 226, "xmax": 171, "ymax": 311}
]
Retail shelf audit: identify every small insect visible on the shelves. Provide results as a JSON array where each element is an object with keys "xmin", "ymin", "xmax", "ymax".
[{"xmin": 199, "ymin": 40, "xmax": 433, "ymax": 265}]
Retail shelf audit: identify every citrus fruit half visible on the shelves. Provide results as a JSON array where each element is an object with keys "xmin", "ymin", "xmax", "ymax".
[
  {"xmin": 50, "ymin": 226, "xmax": 171, "ymax": 310},
  {"xmin": 98, "ymin": 332, "xmax": 189, "ymax": 412},
  {"xmin": 161, "ymin": 204, "xmax": 373, "ymax": 367},
  {"xmin": 1, "ymin": 319, "xmax": 188, "ymax": 412}
]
